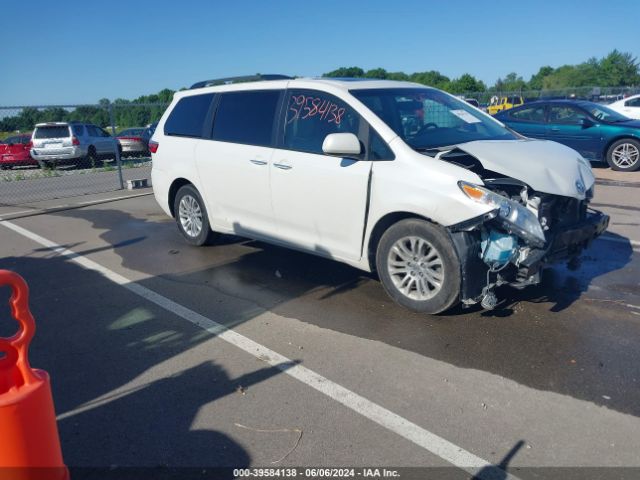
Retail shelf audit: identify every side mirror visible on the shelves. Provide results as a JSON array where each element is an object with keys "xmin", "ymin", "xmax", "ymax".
[
  {"xmin": 581, "ymin": 118, "xmax": 595, "ymax": 128},
  {"xmin": 322, "ymin": 133, "xmax": 362, "ymax": 157}
]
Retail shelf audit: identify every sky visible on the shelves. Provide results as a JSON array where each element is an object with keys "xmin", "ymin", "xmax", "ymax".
[{"xmin": 1, "ymin": 0, "xmax": 639, "ymax": 105}]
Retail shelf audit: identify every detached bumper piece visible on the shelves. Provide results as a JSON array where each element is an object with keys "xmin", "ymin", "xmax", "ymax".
[{"xmin": 519, "ymin": 211, "xmax": 609, "ymax": 276}]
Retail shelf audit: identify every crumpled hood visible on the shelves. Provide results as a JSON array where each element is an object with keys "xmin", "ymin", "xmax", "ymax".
[{"xmin": 454, "ymin": 139, "xmax": 595, "ymax": 199}]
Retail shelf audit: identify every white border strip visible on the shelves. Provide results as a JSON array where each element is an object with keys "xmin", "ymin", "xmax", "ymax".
[{"xmin": 1, "ymin": 220, "xmax": 519, "ymax": 480}]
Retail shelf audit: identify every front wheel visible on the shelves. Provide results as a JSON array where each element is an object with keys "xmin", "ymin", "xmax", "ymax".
[
  {"xmin": 173, "ymin": 184, "xmax": 219, "ymax": 246},
  {"xmin": 606, "ymin": 138, "xmax": 640, "ymax": 171},
  {"xmin": 376, "ymin": 219, "xmax": 461, "ymax": 314}
]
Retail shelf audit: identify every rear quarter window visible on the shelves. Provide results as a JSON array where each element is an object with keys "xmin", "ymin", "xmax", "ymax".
[
  {"xmin": 164, "ymin": 93, "xmax": 215, "ymax": 138},
  {"xmin": 34, "ymin": 126, "xmax": 70, "ymax": 139}
]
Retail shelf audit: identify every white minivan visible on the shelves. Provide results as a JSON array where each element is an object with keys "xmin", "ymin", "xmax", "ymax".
[{"xmin": 151, "ymin": 76, "xmax": 609, "ymax": 314}]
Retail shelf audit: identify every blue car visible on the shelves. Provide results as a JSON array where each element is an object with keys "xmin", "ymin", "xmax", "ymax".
[{"xmin": 495, "ymin": 100, "xmax": 640, "ymax": 171}]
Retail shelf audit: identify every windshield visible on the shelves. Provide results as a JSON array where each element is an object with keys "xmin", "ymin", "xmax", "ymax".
[
  {"xmin": 351, "ymin": 88, "xmax": 516, "ymax": 150},
  {"xmin": 582, "ymin": 103, "xmax": 629, "ymax": 122}
]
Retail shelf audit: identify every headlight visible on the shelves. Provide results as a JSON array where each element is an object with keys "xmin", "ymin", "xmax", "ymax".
[{"xmin": 458, "ymin": 181, "xmax": 546, "ymax": 248}]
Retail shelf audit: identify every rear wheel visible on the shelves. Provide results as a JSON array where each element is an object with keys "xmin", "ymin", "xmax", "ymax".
[
  {"xmin": 606, "ymin": 138, "xmax": 640, "ymax": 171},
  {"xmin": 85, "ymin": 146, "xmax": 103, "ymax": 168},
  {"xmin": 173, "ymin": 184, "xmax": 219, "ymax": 246},
  {"xmin": 376, "ymin": 219, "xmax": 461, "ymax": 314}
]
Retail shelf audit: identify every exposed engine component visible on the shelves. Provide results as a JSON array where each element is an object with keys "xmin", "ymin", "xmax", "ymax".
[{"xmin": 480, "ymin": 230, "xmax": 518, "ymax": 266}]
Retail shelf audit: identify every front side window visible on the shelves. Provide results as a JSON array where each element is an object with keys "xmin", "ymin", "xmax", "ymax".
[
  {"xmin": 212, "ymin": 90, "xmax": 280, "ymax": 147},
  {"xmin": 625, "ymin": 98, "xmax": 640, "ymax": 107},
  {"xmin": 164, "ymin": 93, "xmax": 215, "ymax": 138},
  {"xmin": 283, "ymin": 90, "xmax": 360, "ymax": 155},
  {"xmin": 548, "ymin": 106, "xmax": 588, "ymax": 124},
  {"xmin": 352, "ymin": 88, "xmax": 516, "ymax": 150},
  {"xmin": 509, "ymin": 106, "xmax": 546, "ymax": 123}
]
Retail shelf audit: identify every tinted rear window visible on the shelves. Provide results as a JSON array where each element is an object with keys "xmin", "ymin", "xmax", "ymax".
[
  {"xmin": 164, "ymin": 94, "xmax": 215, "ymax": 138},
  {"xmin": 34, "ymin": 126, "xmax": 70, "ymax": 139},
  {"xmin": 212, "ymin": 90, "xmax": 280, "ymax": 147}
]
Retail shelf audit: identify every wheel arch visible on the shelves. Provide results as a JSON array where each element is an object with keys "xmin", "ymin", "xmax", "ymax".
[
  {"xmin": 366, "ymin": 211, "xmax": 437, "ymax": 272},
  {"xmin": 168, "ymin": 177, "xmax": 194, "ymax": 218},
  {"xmin": 602, "ymin": 134, "xmax": 640, "ymax": 161}
]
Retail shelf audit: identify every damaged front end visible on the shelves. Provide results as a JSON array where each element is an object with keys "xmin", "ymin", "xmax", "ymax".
[{"xmin": 442, "ymin": 148, "xmax": 609, "ymax": 309}]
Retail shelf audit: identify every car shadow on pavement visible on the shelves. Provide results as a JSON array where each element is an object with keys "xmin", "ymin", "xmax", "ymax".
[
  {"xmin": 35, "ymin": 206, "xmax": 640, "ymax": 419},
  {"xmin": 0, "ymin": 253, "xmax": 293, "ymax": 471}
]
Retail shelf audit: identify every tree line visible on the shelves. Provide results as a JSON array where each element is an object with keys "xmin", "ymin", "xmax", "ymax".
[
  {"xmin": 323, "ymin": 50, "xmax": 640, "ymax": 94},
  {"xmin": 2, "ymin": 50, "xmax": 638, "ymax": 133},
  {"xmin": 0, "ymin": 89, "xmax": 174, "ymax": 134}
]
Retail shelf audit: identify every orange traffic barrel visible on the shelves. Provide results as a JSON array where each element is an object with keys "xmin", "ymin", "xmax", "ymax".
[{"xmin": 0, "ymin": 270, "xmax": 68, "ymax": 480}]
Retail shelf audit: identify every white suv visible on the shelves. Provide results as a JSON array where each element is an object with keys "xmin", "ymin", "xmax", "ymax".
[{"xmin": 151, "ymin": 76, "xmax": 609, "ymax": 314}]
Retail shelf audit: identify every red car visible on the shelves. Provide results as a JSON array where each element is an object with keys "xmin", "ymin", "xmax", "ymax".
[{"xmin": 0, "ymin": 133, "xmax": 37, "ymax": 169}]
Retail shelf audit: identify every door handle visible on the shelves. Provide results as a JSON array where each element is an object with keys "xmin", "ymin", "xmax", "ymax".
[
  {"xmin": 250, "ymin": 159, "xmax": 267, "ymax": 165},
  {"xmin": 273, "ymin": 162, "xmax": 292, "ymax": 170},
  {"xmin": 550, "ymin": 127, "xmax": 560, "ymax": 132}
]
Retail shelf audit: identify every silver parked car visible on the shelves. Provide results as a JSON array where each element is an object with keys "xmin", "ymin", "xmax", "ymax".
[
  {"xmin": 116, "ymin": 128, "xmax": 149, "ymax": 157},
  {"xmin": 30, "ymin": 122, "xmax": 120, "ymax": 168}
]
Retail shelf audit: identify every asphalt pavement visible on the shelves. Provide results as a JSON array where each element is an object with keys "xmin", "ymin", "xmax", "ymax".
[{"xmin": 0, "ymin": 167, "xmax": 639, "ymax": 479}]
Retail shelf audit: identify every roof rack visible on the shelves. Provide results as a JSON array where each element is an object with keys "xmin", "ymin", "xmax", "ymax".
[{"xmin": 190, "ymin": 74, "xmax": 293, "ymax": 89}]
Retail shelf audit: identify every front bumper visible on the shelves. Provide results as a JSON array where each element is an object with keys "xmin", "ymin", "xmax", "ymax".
[
  {"xmin": 519, "ymin": 210, "xmax": 609, "ymax": 274},
  {"xmin": 450, "ymin": 209, "xmax": 609, "ymax": 303}
]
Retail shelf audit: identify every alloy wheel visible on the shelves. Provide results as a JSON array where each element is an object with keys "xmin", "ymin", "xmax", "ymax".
[
  {"xmin": 178, "ymin": 194, "xmax": 203, "ymax": 238},
  {"xmin": 611, "ymin": 142, "xmax": 640, "ymax": 169},
  {"xmin": 387, "ymin": 236, "xmax": 444, "ymax": 301}
]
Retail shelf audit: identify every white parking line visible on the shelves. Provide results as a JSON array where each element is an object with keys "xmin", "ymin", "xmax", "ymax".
[{"xmin": 1, "ymin": 219, "xmax": 519, "ymax": 480}]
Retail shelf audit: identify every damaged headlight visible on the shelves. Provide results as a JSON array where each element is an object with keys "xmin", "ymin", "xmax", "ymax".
[{"xmin": 458, "ymin": 181, "xmax": 546, "ymax": 248}]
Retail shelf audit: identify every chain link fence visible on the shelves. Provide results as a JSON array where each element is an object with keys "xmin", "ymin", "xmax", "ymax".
[
  {"xmin": 1, "ymin": 86, "xmax": 638, "ymax": 206},
  {"xmin": 461, "ymin": 85, "xmax": 640, "ymax": 105},
  {"xmin": 0, "ymin": 102, "xmax": 168, "ymax": 207}
]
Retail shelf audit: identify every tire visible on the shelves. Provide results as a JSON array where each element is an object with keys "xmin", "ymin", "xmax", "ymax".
[
  {"xmin": 85, "ymin": 147, "xmax": 103, "ymax": 168},
  {"xmin": 173, "ymin": 184, "xmax": 219, "ymax": 246},
  {"xmin": 376, "ymin": 219, "xmax": 461, "ymax": 314},
  {"xmin": 606, "ymin": 138, "xmax": 640, "ymax": 172}
]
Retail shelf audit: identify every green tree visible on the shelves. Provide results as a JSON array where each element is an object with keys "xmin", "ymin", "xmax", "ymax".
[
  {"xmin": 528, "ymin": 66, "xmax": 554, "ymax": 90},
  {"xmin": 447, "ymin": 73, "xmax": 486, "ymax": 93},
  {"xmin": 323, "ymin": 67, "xmax": 365, "ymax": 78},
  {"xmin": 599, "ymin": 50, "xmax": 640, "ymax": 86},
  {"xmin": 492, "ymin": 72, "xmax": 526, "ymax": 92},
  {"xmin": 364, "ymin": 68, "xmax": 389, "ymax": 79},
  {"xmin": 409, "ymin": 70, "xmax": 450, "ymax": 89}
]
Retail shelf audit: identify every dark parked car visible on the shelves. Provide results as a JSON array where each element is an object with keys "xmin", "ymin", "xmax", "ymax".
[
  {"xmin": 0, "ymin": 133, "xmax": 37, "ymax": 169},
  {"xmin": 495, "ymin": 100, "xmax": 640, "ymax": 171}
]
